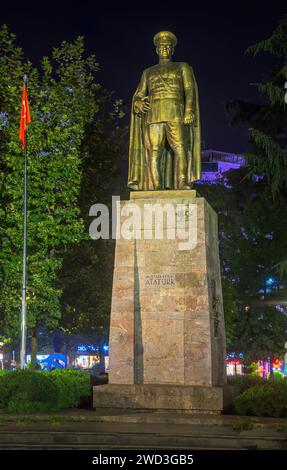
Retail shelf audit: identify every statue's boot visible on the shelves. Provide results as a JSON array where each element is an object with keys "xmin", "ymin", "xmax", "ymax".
[
  {"xmin": 129, "ymin": 183, "xmax": 139, "ymax": 191},
  {"xmin": 178, "ymin": 179, "xmax": 191, "ymax": 190}
]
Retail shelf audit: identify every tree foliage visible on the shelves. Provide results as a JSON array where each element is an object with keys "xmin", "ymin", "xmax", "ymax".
[
  {"xmin": 225, "ymin": 16, "xmax": 287, "ymax": 197},
  {"xmin": 196, "ymin": 169, "xmax": 287, "ymax": 360},
  {"xmin": 58, "ymin": 92, "xmax": 128, "ymax": 340},
  {"xmin": 0, "ymin": 25, "xmax": 100, "ymax": 342}
]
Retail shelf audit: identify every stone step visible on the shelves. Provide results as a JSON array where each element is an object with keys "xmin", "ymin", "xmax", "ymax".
[
  {"xmin": 92, "ymin": 410, "xmax": 282, "ymax": 427},
  {"xmin": 0, "ymin": 423, "xmax": 286, "ymax": 450}
]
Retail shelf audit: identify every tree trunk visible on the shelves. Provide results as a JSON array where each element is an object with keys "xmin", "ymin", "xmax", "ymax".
[{"xmin": 30, "ymin": 327, "xmax": 38, "ymax": 370}]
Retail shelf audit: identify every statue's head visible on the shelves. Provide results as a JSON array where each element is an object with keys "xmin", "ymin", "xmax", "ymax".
[{"xmin": 153, "ymin": 31, "xmax": 177, "ymax": 60}]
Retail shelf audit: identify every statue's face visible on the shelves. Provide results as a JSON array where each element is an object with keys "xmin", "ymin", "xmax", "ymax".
[{"xmin": 156, "ymin": 42, "xmax": 174, "ymax": 60}]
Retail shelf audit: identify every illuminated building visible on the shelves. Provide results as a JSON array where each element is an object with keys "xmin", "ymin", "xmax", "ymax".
[{"xmin": 200, "ymin": 149, "xmax": 246, "ymax": 183}]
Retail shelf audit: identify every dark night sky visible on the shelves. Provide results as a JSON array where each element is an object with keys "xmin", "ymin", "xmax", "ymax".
[{"xmin": 2, "ymin": 1, "xmax": 286, "ymax": 153}]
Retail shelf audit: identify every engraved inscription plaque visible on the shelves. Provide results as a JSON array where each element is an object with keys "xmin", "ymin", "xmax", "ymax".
[{"xmin": 145, "ymin": 273, "xmax": 176, "ymax": 287}]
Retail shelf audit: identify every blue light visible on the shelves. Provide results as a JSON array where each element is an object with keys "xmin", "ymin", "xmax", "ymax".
[
  {"xmin": 102, "ymin": 344, "xmax": 109, "ymax": 353},
  {"xmin": 266, "ymin": 277, "xmax": 276, "ymax": 286}
]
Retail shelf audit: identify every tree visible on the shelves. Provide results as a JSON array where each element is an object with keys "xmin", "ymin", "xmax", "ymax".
[
  {"xmin": 0, "ymin": 25, "xmax": 100, "ymax": 365},
  {"xmin": 57, "ymin": 91, "xmax": 128, "ymax": 344},
  {"xmin": 225, "ymin": 16, "xmax": 287, "ymax": 197},
  {"xmin": 215, "ymin": 17, "xmax": 287, "ymax": 364},
  {"xmin": 196, "ymin": 168, "xmax": 287, "ymax": 362},
  {"xmin": 225, "ymin": 16, "xmax": 287, "ymax": 278}
]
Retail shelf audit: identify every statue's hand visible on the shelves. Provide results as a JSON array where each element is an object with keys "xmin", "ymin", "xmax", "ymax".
[
  {"xmin": 184, "ymin": 112, "xmax": 195, "ymax": 125},
  {"xmin": 134, "ymin": 97, "xmax": 150, "ymax": 114}
]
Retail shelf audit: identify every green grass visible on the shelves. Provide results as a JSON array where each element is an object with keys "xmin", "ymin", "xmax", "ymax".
[
  {"xmin": 276, "ymin": 424, "xmax": 287, "ymax": 433},
  {"xmin": 48, "ymin": 416, "xmax": 66, "ymax": 426},
  {"xmin": 15, "ymin": 417, "xmax": 33, "ymax": 426},
  {"xmin": 232, "ymin": 419, "xmax": 254, "ymax": 431}
]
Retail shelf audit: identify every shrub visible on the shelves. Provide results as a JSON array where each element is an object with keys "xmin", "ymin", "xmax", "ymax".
[
  {"xmin": 227, "ymin": 375, "xmax": 267, "ymax": 392},
  {"xmin": 0, "ymin": 369, "xmax": 91, "ymax": 413},
  {"xmin": 0, "ymin": 370, "xmax": 59, "ymax": 413},
  {"xmin": 48, "ymin": 369, "xmax": 91, "ymax": 409},
  {"xmin": 233, "ymin": 379, "xmax": 287, "ymax": 417}
]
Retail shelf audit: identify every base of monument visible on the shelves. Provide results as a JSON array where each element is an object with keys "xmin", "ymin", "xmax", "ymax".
[{"xmin": 93, "ymin": 384, "xmax": 224, "ymax": 415}]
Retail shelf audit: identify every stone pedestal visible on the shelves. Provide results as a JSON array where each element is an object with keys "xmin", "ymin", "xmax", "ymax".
[
  {"xmin": 94, "ymin": 384, "xmax": 223, "ymax": 414},
  {"xmin": 93, "ymin": 191, "xmax": 226, "ymax": 413}
]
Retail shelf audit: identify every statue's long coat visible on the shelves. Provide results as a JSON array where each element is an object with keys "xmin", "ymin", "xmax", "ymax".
[{"xmin": 127, "ymin": 65, "xmax": 201, "ymax": 190}]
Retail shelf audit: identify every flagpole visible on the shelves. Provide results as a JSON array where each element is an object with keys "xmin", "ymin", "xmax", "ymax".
[{"xmin": 20, "ymin": 74, "xmax": 28, "ymax": 369}]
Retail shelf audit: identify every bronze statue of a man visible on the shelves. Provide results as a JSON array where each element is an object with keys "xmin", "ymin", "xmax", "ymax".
[{"xmin": 128, "ymin": 31, "xmax": 201, "ymax": 191}]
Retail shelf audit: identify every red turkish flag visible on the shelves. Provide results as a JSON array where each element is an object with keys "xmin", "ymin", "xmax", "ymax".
[{"xmin": 19, "ymin": 84, "xmax": 31, "ymax": 149}]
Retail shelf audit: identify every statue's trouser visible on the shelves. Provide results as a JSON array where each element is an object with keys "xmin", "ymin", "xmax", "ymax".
[{"xmin": 146, "ymin": 122, "xmax": 187, "ymax": 189}]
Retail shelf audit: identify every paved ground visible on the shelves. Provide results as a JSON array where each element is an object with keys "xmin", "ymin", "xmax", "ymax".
[{"xmin": 0, "ymin": 410, "xmax": 286, "ymax": 449}]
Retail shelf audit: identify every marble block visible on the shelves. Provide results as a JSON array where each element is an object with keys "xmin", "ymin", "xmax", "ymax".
[{"xmin": 94, "ymin": 191, "xmax": 227, "ymax": 412}]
